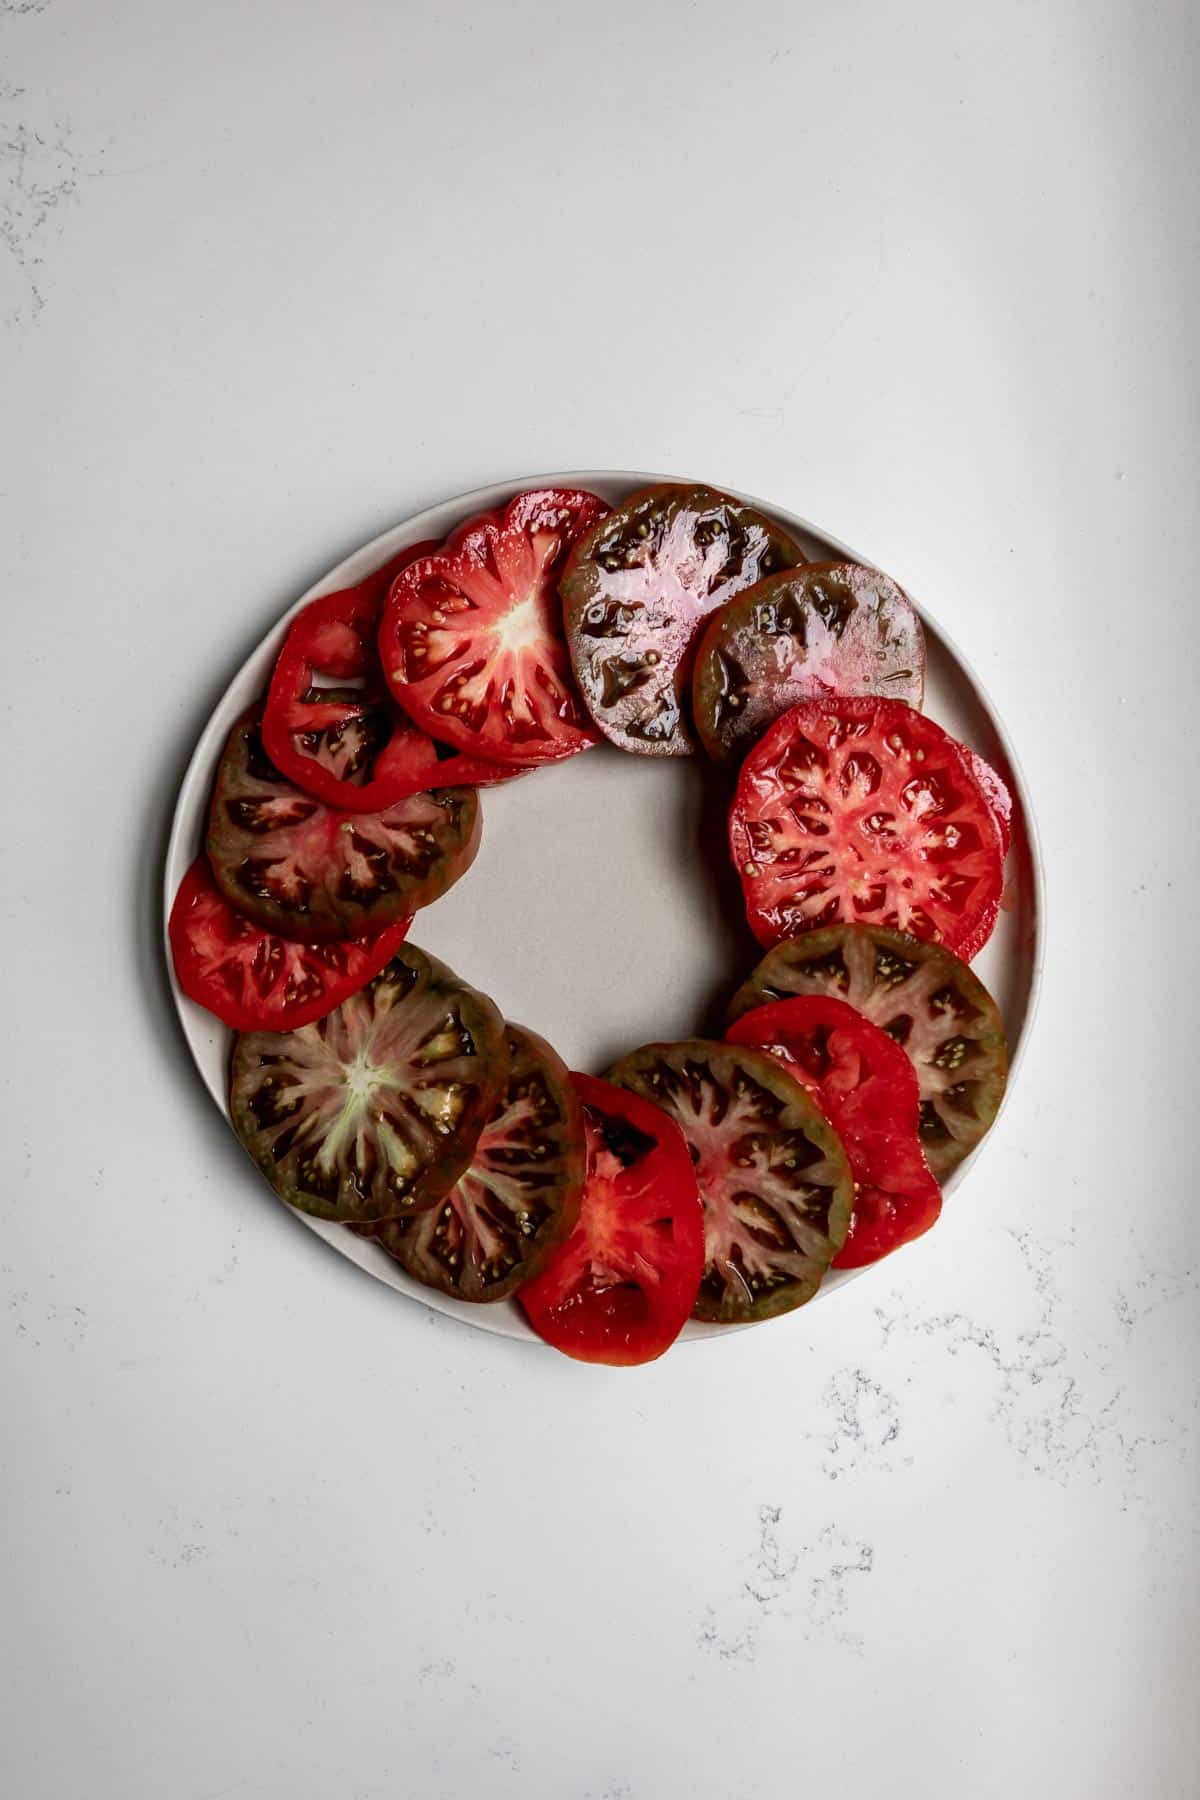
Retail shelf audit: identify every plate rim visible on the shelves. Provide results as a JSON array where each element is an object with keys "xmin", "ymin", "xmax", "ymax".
[{"xmin": 163, "ymin": 468, "xmax": 1045, "ymax": 1349}]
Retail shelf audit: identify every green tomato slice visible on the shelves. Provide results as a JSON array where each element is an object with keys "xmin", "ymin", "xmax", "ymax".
[
  {"xmin": 367, "ymin": 1023, "xmax": 585, "ymax": 1301},
  {"xmin": 606, "ymin": 1039, "xmax": 851, "ymax": 1323},
  {"xmin": 728, "ymin": 923, "xmax": 1008, "ymax": 1180},
  {"xmin": 692, "ymin": 562, "xmax": 926, "ymax": 764},
  {"xmin": 230, "ymin": 944, "xmax": 506, "ymax": 1224}
]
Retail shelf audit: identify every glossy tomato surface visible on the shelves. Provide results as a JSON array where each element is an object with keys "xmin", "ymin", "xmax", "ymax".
[
  {"xmin": 379, "ymin": 488, "xmax": 608, "ymax": 766},
  {"xmin": 728, "ymin": 923, "xmax": 1008, "ymax": 1180},
  {"xmin": 559, "ymin": 484, "xmax": 805, "ymax": 756},
  {"xmin": 730, "ymin": 696, "xmax": 1005, "ymax": 956},
  {"xmin": 168, "ymin": 855, "xmax": 412, "ymax": 1032},
  {"xmin": 368, "ymin": 1023, "xmax": 585, "ymax": 1302},
  {"xmin": 692, "ymin": 562, "xmax": 926, "ymax": 765},
  {"xmin": 206, "ymin": 710, "xmax": 480, "ymax": 941},
  {"xmin": 263, "ymin": 539, "xmax": 519, "ymax": 810},
  {"xmin": 518, "ymin": 1072, "xmax": 704, "ymax": 1365},
  {"xmin": 727, "ymin": 994, "xmax": 941, "ymax": 1268},
  {"xmin": 230, "ymin": 944, "xmax": 506, "ymax": 1224},
  {"xmin": 606, "ymin": 1040, "xmax": 852, "ymax": 1323}
]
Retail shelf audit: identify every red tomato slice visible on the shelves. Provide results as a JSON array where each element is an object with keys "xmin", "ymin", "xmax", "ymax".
[
  {"xmin": 730, "ymin": 696, "xmax": 1005, "ymax": 956},
  {"xmin": 379, "ymin": 488, "xmax": 610, "ymax": 767},
  {"xmin": 963, "ymin": 746, "xmax": 1012, "ymax": 855},
  {"xmin": 263, "ymin": 540, "xmax": 520, "ymax": 810},
  {"xmin": 727, "ymin": 994, "xmax": 942, "ymax": 1267},
  {"xmin": 518, "ymin": 1072, "xmax": 704, "ymax": 1365},
  {"xmin": 168, "ymin": 855, "xmax": 412, "ymax": 1032}
]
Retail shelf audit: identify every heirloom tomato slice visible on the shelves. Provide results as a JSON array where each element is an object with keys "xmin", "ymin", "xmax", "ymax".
[
  {"xmin": 606, "ymin": 1040, "xmax": 851, "ymax": 1324},
  {"xmin": 379, "ymin": 487, "xmax": 609, "ymax": 766},
  {"xmin": 206, "ymin": 710, "xmax": 480, "ymax": 942},
  {"xmin": 230, "ymin": 944, "xmax": 506, "ymax": 1225},
  {"xmin": 730, "ymin": 696, "xmax": 1005, "ymax": 955},
  {"xmin": 518, "ymin": 1072, "xmax": 704, "ymax": 1365},
  {"xmin": 369, "ymin": 1023, "xmax": 585, "ymax": 1302},
  {"xmin": 692, "ymin": 562, "xmax": 926, "ymax": 764},
  {"xmin": 728, "ymin": 923, "xmax": 1008, "ymax": 1180},
  {"xmin": 727, "ymin": 995, "xmax": 941, "ymax": 1268},
  {"xmin": 168, "ymin": 854, "xmax": 412, "ymax": 1032},
  {"xmin": 560, "ymin": 483, "xmax": 805, "ymax": 756}
]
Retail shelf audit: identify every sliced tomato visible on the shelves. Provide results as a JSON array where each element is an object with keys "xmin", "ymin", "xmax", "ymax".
[
  {"xmin": 368, "ymin": 1023, "xmax": 585, "ymax": 1302},
  {"xmin": 379, "ymin": 487, "xmax": 609, "ymax": 766},
  {"xmin": 518, "ymin": 1072, "xmax": 704, "ymax": 1365},
  {"xmin": 963, "ymin": 746, "xmax": 1012, "ymax": 856},
  {"xmin": 692, "ymin": 562, "xmax": 926, "ymax": 765},
  {"xmin": 730, "ymin": 696, "xmax": 1005, "ymax": 956},
  {"xmin": 606, "ymin": 1040, "xmax": 852, "ymax": 1323},
  {"xmin": 728, "ymin": 923, "xmax": 1008, "ymax": 1181},
  {"xmin": 230, "ymin": 944, "xmax": 506, "ymax": 1224},
  {"xmin": 206, "ymin": 710, "xmax": 481, "ymax": 941},
  {"xmin": 559, "ymin": 484, "xmax": 805, "ymax": 756},
  {"xmin": 263, "ymin": 539, "xmax": 521, "ymax": 810},
  {"xmin": 727, "ymin": 995, "xmax": 941, "ymax": 1268},
  {"xmin": 168, "ymin": 855, "xmax": 412, "ymax": 1032}
]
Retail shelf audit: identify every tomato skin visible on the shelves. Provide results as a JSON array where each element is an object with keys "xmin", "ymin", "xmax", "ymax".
[
  {"xmin": 168, "ymin": 855, "xmax": 412, "ymax": 1032},
  {"xmin": 379, "ymin": 488, "xmax": 609, "ymax": 768},
  {"xmin": 518, "ymin": 1072, "xmax": 704, "ymax": 1366},
  {"xmin": 263, "ymin": 539, "xmax": 521, "ymax": 811},
  {"xmin": 729, "ymin": 696, "xmax": 1006, "ymax": 957},
  {"xmin": 727, "ymin": 995, "xmax": 942, "ymax": 1268}
]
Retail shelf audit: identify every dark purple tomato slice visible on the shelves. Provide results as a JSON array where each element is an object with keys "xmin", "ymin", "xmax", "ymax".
[
  {"xmin": 230, "ymin": 943, "xmax": 506, "ymax": 1224},
  {"xmin": 366, "ymin": 1023, "xmax": 585, "ymax": 1301},
  {"xmin": 206, "ymin": 710, "xmax": 480, "ymax": 942},
  {"xmin": 726, "ymin": 995, "xmax": 942, "ymax": 1268},
  {"xmin": 727, "ymin": 923, "xmax": 1008, "ymax": 1181},
  {"xmin": 168, "ymin": 854, "xmax": 413, "ymax": 1032},
  {"xmin": 518, "ymin": 1072, "xmax": 705, "ymax": 1365},
  {"xmin": 692, "ymin": 562, "xmax": 926, "ymax": 764},
  {"xmin": 605, "ymin": 1039, "xmax": 851, "ymax": 1323},
  {"xmin": 729, "ymin": 696, "xmax": 1006, "ymax": 956},
  {"xmin": 379, "ymin": 488, "xmax": 609, "ymax": 767},
  {"xmin": 262, "ymin": 538, "xmax": 522, "ymax": 811},
  {"xmin": 559, "ymin": 484, "xmax": 805, "ymax": 757}
]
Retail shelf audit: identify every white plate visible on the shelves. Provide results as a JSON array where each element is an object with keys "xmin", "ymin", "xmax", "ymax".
[{"xmin": 164, "ymin": 471, "xmax": 1044, "ymax": 1346}]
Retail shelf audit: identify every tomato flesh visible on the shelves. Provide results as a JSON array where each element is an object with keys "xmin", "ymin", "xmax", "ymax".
[
  {"xmin": 727, "ymin": 995, "xmax": 941, "ymax": 1267},
  {"xmin": 518, "ymin": 1072, "xmax": 704, "ymax": 1365},
  {"xmin": 728, "ymin": 923, "xmax": 1008, "ymax": 1180},
  {"xmin": 730, "ymin": 696, "xmax": 1005, "ymax": 955},
  {"xmin": 692, "ymin": 562, "xmax": 926, "ymax": 765},
  {"xmin": 169, "ymin": 855, "xmax": 412, "ymax": 1032},
  {"xmin": 559, "ymin": 484, "xmax": 805, "ymax": 757},
  {"xmin": 263, "ymin": 539, "xmax": 521, "ymax": 810},
  {"xmin": 368, "ymin": 1024, "xmax": 585, "ymax": 1302},
  {"xmin": 206, "ymin": 710, "xmax": 480, "ymax": 942},
  {"xmin": 230, "ymin": 944, "xmax": 506, "ymax": 1224},
  {"xmin": 606, "ymin": 1040, "xmax": 852, "ymax": 1323},
  {"xmin": 379, "ymin": 488, "xmax": 609, "ymax": 766}
]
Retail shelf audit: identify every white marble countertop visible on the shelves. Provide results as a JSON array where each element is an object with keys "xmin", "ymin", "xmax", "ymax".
[{"xmin": 3, "ymin": 3, "xmax": 1195, "ymax": 1796}]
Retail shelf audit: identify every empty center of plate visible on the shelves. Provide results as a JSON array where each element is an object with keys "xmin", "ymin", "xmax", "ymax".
[{"xmin": 410, "ymin": 744, "xmax": 759, "ymax": 1073}]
